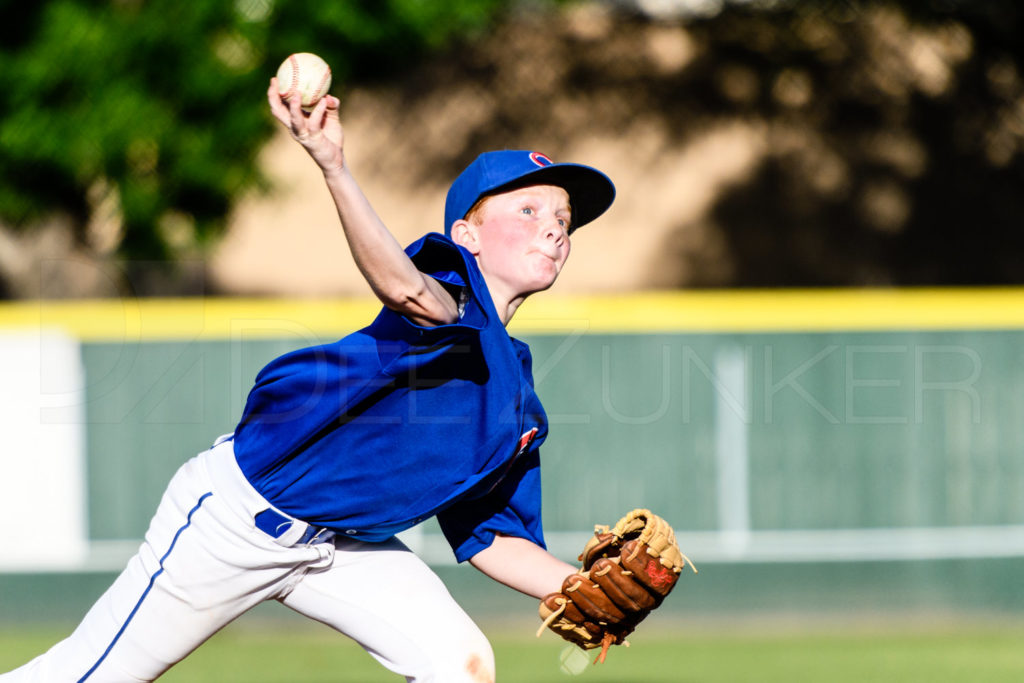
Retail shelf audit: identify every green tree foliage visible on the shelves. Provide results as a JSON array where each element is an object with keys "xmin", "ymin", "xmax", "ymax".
[
  {"xmin": 0, "ymin": 0, "xmax": 536, "ymax": 264},
  {"xmin": 684, "ymin": 0, "xmax": 1024, "ymax": 285}
]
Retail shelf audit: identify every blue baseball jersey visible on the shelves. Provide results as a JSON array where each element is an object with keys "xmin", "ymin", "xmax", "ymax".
[{"xmin": 231, "ymin": 233, "xmax": 548, "ymax": 562}]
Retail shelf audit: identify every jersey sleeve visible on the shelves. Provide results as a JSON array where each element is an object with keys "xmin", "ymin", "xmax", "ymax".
[
  {"xmin": 366, "ymin": 234, "xmax": 493, "ymax": 372},
  {"xmin": 436, "ymin": 449, "xmax": 546, "ymax": 563},
  {"xmin": 405, "ymin": 233, "xmax": 489, "ymax": 331}
]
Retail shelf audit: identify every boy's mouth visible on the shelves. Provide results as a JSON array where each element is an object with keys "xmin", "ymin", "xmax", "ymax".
[{"xmin": 534, "ymin": 246, "xmax": 561, "ymax": 262}]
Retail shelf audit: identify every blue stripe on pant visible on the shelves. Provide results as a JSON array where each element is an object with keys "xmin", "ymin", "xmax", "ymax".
[{"xmin": 78, "ymin": 492, "xmax": 213, "ymax": 682}]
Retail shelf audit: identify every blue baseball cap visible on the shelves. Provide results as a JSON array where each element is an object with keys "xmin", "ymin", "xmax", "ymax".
[{"xmin": 444, "ymin": 150, "xmax": 615, "ymax": 236}]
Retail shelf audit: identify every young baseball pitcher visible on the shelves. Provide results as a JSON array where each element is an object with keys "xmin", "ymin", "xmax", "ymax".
[{"xmin": 0, "ymin": 79, "xmax": 620, "ymax": 681}]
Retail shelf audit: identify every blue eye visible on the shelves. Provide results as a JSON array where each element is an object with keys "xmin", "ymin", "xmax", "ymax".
[{"xmin": 521, "ymin": 207, "xmax": 534, "ymax": 215}]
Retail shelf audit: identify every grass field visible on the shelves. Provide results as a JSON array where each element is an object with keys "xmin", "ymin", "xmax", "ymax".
[{"xmin": 3, "ymin": 620, "xmax": 1023, "ymax": 682}]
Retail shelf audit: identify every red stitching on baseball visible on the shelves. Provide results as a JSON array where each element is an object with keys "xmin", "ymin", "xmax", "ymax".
[
  {"xmin": 316, "ymin": 64, "xmax": 331, "ymax": 103},
  {"xmin": 287, "ymin": 54, "xmax": 299, "ymax": 101}
]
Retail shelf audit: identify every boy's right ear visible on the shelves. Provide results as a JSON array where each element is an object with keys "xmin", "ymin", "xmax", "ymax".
[{"xmin": 450, "ymin": 220, "xmax": 481, "ymax": 255}]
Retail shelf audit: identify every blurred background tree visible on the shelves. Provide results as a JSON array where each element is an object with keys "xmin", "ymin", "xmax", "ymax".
[
  {"xmin": 676, "ymin": 0, "xmax": 1024, "ymax": 286},
  {"xmin": 1, "ymin": 0, "xmax": 1023, "ymax": 296},
  {"xmin": 0, "ymin": 0, "xmax": 545, "ymax": 294}
]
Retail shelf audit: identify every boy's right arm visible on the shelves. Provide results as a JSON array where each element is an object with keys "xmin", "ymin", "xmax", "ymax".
[{"xmin": 267, "ymin": 80, "xmax": 459, "ymax": 327}]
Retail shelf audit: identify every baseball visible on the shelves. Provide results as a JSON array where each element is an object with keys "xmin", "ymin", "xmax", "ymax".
[{"xmin": 276, "ymin": 52, "xmax": 332, "ymax": 110}]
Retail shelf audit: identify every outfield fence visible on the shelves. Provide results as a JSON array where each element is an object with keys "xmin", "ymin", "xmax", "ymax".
[{"xmin": 3, "ymin": 289, "xmax": 1024, "ymax": 620}]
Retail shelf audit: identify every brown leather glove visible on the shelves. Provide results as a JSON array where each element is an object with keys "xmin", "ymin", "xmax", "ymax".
[{"xmin": 537, "ymin": 509, "xmax": 695, "ymax": 663}]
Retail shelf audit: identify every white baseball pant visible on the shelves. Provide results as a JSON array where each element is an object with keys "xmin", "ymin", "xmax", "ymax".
[{"xmin": 0, "ymin": 438, "xmax": 494, "ymax": 683}]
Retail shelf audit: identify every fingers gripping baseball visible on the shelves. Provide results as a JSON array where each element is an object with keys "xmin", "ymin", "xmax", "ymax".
[{"xmin": 267, "ymin": 78, "xmax": 345, "ymax": 174}]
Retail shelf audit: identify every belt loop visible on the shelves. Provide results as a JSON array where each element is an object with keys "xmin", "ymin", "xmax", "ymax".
[{"xmin": 275, "ymin": 521, "xmax": 309, "ymax": 547}]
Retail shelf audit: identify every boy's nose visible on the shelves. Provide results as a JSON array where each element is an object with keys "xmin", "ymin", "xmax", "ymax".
[{"xmin": 542, "ymin": 219, "xmax": 566, "ymax": 242}]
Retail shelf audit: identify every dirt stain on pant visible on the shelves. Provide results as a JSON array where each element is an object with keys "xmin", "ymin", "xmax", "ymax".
[{"xmin": 466, "ymin": 653, "xmax": 494, "ymax": 683}]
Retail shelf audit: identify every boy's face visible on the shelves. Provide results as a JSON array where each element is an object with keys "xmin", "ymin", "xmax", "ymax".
[{"xmin": 456, "ymin": 184, "xmax": 572, "ymax": 299}]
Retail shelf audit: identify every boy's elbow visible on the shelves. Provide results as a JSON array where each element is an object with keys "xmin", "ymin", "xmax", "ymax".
[{"xmin": 379, "ymin": 279, "xmax": 459, "ymax": 326}]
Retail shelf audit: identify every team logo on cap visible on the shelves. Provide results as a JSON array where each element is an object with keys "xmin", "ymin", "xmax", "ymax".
[{"xmin": 529, "ymin": 152, "xmax": 553, "ymax": 167}]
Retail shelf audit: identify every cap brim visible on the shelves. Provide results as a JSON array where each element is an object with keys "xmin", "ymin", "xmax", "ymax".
[{"xmin": 486, "ymin": 163, "xmax": 615, "ymax": 232}]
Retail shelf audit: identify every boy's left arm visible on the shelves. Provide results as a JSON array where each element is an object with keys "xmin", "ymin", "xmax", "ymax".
[{"xmin": 469, "ymin": 534, "xmax": 577, "ymax": 599}]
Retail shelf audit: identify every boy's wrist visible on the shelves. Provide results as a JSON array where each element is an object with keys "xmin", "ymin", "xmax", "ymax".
[{"xmin": 321, "ymin": 162, "xmax": 347, "ymax": 181}]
